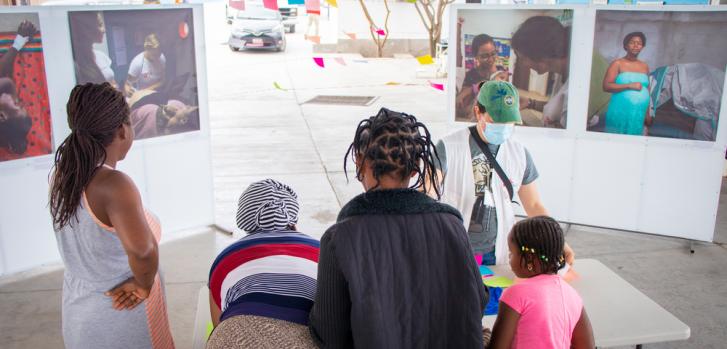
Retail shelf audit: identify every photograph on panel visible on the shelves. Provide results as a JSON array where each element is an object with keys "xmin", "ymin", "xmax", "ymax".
[
  {"xmin": 588, "ymin": 10, "xmax": 727, "ymax": 141},
  {"xmin": 0, "ymin": 13, "xmax": 53, "ymax": 162},
  {"xmin": 68, "ymin": 9, "xmax": 200, "ymax": 140},
  {"xmin": 454, "ymin": 8, "xmax": 573, "ymax": 129}
]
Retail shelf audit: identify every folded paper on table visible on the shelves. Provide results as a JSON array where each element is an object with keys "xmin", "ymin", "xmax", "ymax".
[
  {"xmin": 483, "ymin": 276, "xmax": 513, "ymax": 288},
  {"xmin": 479, "ymin": 265, "xmax": 494, "ymax": 277}
]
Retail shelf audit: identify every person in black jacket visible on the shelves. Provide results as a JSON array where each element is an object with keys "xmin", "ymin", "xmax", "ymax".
[{"xmin": 309, "ymin": 108, "xmax": 488, "ymax": 348}]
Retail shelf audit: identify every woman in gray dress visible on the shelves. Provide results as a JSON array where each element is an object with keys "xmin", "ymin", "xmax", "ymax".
[{"xmin": 49, "ymin": 82, "xmax": 174, "ymax": 349}]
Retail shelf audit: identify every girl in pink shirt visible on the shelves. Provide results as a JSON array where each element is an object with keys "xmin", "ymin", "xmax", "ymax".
[{"xmin": 488, "ymin": 216, "xmax": 595, "ymax": 349}]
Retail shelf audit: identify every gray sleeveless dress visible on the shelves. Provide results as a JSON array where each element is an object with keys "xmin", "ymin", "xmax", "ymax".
[{"xmin": 54, "ymin": 193, "xmax": 174, "ymax": 349}]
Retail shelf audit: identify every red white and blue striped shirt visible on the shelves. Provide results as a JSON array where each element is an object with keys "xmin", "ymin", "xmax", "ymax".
[{"xmin": 208, "ymin": 231, "xmax": 320, "ymax": 325}]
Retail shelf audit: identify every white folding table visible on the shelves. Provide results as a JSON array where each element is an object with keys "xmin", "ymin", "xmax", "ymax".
[{"xmin": 482, "ymin": 259, "xmax": 690, "ymax": 348}]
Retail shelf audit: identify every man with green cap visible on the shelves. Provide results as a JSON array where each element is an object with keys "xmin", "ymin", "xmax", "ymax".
[{"xmin": 435, "ymin": 80, "xmax": 574, "ymax": 266}]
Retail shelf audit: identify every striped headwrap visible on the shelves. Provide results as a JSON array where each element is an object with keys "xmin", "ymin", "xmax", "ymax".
[{"xmin": 236, "ymin": 179, "xmax": 300, "ymax": 233}]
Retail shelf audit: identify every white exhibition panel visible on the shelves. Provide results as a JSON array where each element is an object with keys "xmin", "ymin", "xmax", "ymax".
[
  {"xmin": 0, "ymin": 5, "xmax": 214, "ymax": 276},
  {"xmin": 448, "ymin": 4, "xmax": 727, "ymax": 242}
]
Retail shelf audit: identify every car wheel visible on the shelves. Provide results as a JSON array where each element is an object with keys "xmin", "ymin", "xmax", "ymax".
[{"xmin": 229, "ymin": 45, "xmax": 239, "ymax": 52}]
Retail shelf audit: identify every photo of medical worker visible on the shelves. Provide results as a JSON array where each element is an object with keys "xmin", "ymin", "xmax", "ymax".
[
  {"xmin": 68, "ymin": 9, "xmax": 200, "ymax": 140},
  {"xmin": 454, "ymin": 9, "xmax": 573, "ymax": 128},
  {"xmin": 0, "ymin": 13, "xmax": 53, "ymax": 162},
  {"xmin": 588, "ymin": 11, "xmax": 727, "ymax": 141}
]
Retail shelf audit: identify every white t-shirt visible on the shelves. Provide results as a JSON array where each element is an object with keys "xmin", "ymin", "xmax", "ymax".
[
  {"xmin": 93, "ymin": 50, "xmax": 116, "ymax": 84},
  {"xmin": 127, "ymin": 52, "xmax": 166, "ymax": 90}
]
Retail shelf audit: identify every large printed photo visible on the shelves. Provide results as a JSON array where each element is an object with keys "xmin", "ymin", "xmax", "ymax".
[
  {"xmin": 0, "ymin": 13, "xmax": 53, "ymax": 162},
  {"xmin": 69, "ymin": 9, "xmax": 200, "ymax": 140},
  {"xmin": 588, "ymin": 11, "xmax": 727, "ymax": 141},
  {"xmin": 454, "ymin": 9, "xmax": 573, "ymax": 129}
]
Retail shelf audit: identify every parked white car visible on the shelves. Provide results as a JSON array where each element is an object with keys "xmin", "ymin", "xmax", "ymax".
[{"xmin": 228, "ymin": 7, "xmax": 286, "ymax": 52}]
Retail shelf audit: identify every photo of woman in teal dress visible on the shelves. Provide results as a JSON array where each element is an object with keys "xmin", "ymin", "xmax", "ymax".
[{"xmin": 602, "ymin": 32, "xmax": 651, "ymax": 135}]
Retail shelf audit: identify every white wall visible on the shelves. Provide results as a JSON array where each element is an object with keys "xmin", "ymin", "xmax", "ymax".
[
  {"xmin": 0, "ymin": 4, "xmax": 214, "ymax": 277},
  {"xmin": 448, "ymin": 4, "xmax": 727, "ymax": 242}
]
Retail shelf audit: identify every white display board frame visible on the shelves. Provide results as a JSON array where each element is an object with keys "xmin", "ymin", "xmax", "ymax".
[
  {"xmin": 448, "ymin": 4, "xmax": 727, "ymax": 242},
  {"xmin": 0, "ymin": 4, "xmax": 214, "ymax": 277}
]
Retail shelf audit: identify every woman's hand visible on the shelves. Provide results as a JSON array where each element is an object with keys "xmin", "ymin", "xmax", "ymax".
[
  {"xmin": 105, "ymin": 277, "xmax": 151, "ymax": 310},
  {"xmin": 629, "ymin": 82, "xmax": 643, "ymax": 91},
  {"xmin": 17, "ymin": 21, "xmax": 37, "ymax": 38},
  {"xmin": 563, "ymin": 242, "xmax": 575, "ymax": 266}
]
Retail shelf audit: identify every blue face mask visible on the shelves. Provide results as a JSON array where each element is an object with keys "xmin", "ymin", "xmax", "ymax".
[{"xmin": 482, "ymin": 123, "xmax": 514, "ymax": 145}]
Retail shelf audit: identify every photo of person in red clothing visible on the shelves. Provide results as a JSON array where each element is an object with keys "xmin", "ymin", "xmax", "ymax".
[{"xmin": 0, "ymin": 14, "xmax": 53, "ymax": 162}]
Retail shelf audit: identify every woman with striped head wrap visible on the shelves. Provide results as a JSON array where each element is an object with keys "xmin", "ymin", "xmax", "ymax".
[{"xmin": 207, "ymin": 179, "xmax": 319, "ymax": 349}]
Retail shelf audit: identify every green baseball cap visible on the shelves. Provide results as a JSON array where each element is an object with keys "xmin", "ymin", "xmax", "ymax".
[{"xmin": 476, "ymin": 80, "xmax": 522, "ymax": 124}]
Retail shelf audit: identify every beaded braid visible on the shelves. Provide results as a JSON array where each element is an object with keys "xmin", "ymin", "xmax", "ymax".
[
  {"xmin": 512, "ymin": 216, "xmax": 566, "ymax": 274},
  {"xmin": 344, "ymin": 107, "xmax": 442, "ymax": 199}
]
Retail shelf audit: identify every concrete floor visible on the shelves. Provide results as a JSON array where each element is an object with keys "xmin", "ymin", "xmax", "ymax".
[{"xmin": 2, "ymin": 4, "xmax": 727, "ymax": 348}]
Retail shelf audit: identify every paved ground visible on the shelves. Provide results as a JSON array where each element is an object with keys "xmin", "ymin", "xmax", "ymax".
[{"xmin": 1, "ymin": 3, "xmax": 726, "ymax": 349}]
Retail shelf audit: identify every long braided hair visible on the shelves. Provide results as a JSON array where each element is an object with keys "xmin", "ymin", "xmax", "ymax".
[
  {"xmin": 344, "ymin": 107, "xmax": 442, "ymax": 198},
  {"xmin": 49, "ymin": 82, "xmax": 130, "ymax": 228},
  {"xmin": 511, "ymin": 216, "xmax": 565, "ymax": 275}
]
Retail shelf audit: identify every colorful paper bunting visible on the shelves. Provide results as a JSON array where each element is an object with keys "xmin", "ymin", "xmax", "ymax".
[
  {"xmin": 326, "ymin": 0, "xmax": 337, "ymax": 7},
  {"xmin": 263, "ymin": 0, "xmax": 278, "ymax": 10},
  {"xmin": 376, "ymin": 29, "xmax": 386, "ymax": 36},
  {"xmin": 334, "ymin": 57, "xmax": 346, "ymax": 66},
  {"xmin": 416, "ymin": 54, "xmax": 434, "ymax": 65},
  {"xmin": 429, "ymin": 81, "xmax": 444, "ymax": 91},
  {"xmin": 273, "ymin": 82, "xmax": 288, "ymax": 91},
  {"xmin": 313, "ymin": 57, "xmax": 325, "ymax": 68}
]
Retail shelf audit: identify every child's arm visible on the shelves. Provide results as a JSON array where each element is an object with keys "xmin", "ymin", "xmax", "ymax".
[
  {"xmin": 487, "ymin": 302, "xmax": 520, "ymax": 349},
  {"xmin": 571, "ymin": 308, "xmax": 595, "ymax": 349}
]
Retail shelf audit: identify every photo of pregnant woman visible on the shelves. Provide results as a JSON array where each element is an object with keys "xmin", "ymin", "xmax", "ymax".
[{"xmin": 588, "ymin": 10, "xmax": 727, "ymax": 141}]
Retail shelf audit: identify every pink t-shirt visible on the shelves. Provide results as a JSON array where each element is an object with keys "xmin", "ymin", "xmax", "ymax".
[{"xmin": 500, "ymin": 274, "xmax": 583, "ymax": 349}]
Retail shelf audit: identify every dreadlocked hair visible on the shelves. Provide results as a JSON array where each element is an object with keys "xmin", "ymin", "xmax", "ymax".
[
  {"xmin": 343, "ymin": 107, "xmax": 442, "ymax": 199},
  {"xmin": 511, "ymin": 216, "xmax": 565, "ymax": 275},
  {"xmin": 49, "ymin": 82, "xmax": 130, "ymax": 228}
]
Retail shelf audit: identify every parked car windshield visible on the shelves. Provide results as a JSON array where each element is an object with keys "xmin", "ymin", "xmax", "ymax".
[{"xmin": 236, "ymin": 7, "xmax": 279, "ymax": 20}]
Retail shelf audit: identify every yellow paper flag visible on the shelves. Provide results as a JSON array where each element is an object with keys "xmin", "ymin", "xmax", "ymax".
[
  {"xmin": 416, "ymin": 54, "xmax": 434, "ymax": 65},
  {"xmin": 326, "ymin": 0, "xmax": 338, "ymax": 7},
  {"xmin": 385, "ymin": 82, "xmax": 401, "ymax": 86},
  {"xmin": 273, "ymin": 82, "xmax": 288, "ymax": 91}
]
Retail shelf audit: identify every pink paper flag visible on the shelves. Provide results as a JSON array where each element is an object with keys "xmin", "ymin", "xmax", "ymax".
[
  {"xmin": 429, "ymin": 81, "xmax": 444, "ymax": 91},
  {"xmin": 334, "ymin": 57, "xmax": 346, "ymax": 66},
  {"xmin": 313, "ymin": 57, "xmax": 325, "ymax": 68},
  {"xmin": 305, "ymin": 0, "xmax": 321, "ymax": 14},
  {"xmin": 474, "ymin": 254, "xmax": 483, "ymax": 265},
  {"xmin": 263, "ymin": 0, "xmax": 278, "ymax": 10},
  {"xmin": 345, "ymin": 32, "xmax": 357, "ymax": 40},
  {"xmin": 307, "ymin": 35, "xmax": 321, "ymax": 44},
  {"xmin": 376, "ymin": 29, "xmax": 386, "ymax": 36}
]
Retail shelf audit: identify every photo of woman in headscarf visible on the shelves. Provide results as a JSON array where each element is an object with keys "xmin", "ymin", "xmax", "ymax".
[
  {"xmin": 124, "ymin": 33, "xmax": 166, "ymax": 98},
  {"xmin": 68, "ymin": 11, "xmax": 118, "ymax": 88},
  {"xmin": 602, "ymin": 32, "xmax": 651, "ymax": 135},
  {"xmin": 0, "ymin": 16, "xmax": 52, "ymax": 162}
]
